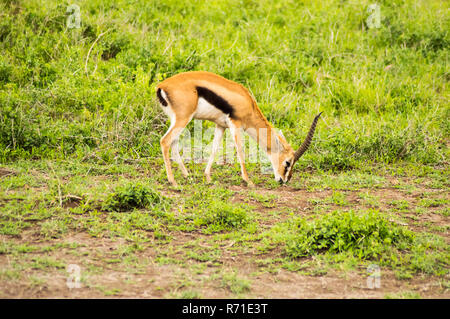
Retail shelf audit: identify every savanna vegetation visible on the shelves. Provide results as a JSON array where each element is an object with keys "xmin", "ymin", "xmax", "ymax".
[{"xmin": 0, "ymin": 0, "xmax": 448, "ymax": 298}]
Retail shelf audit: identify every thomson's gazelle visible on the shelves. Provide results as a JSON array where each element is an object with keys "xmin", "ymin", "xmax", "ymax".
[{"xmin": 156, "ymin": 71, "xmax": 321, "ymax": 187}]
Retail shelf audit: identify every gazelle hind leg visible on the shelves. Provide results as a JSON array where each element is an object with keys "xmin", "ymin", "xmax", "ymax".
[
  {"xmin": 172, "ymin": 138, "xmax": 189, "ymax": 177},
  {"xmin": 204, "ymin": 124, "xmax": 225, "ymax": 183},
  {"xmin": 160, "ymin": 116, "xmax": 192, "ymax": 186}
]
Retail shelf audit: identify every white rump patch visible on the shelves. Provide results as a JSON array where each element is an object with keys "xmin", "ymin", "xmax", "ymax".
[{"xmin": 160, "ymin": 88, "xmax": 168, "ymax": 102}]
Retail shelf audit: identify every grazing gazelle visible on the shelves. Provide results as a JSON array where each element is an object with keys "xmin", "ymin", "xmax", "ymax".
[{"xmin": 156, "ymin": 71, "xmax": 321, "ymax": 187}]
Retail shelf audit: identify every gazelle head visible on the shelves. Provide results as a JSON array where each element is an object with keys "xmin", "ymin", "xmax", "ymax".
[
  {"xmin": 271, "ymin": 148, "xmax": 295, "ymax": 184},
  {"xmin": 271, "ymin": 112, "xmax": 322, "ymax": 184}
]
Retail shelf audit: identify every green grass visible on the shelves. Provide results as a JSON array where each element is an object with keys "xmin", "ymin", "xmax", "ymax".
[{"xmin": 0, "ymin": 0, "xmax": 447, "ymax": 169}]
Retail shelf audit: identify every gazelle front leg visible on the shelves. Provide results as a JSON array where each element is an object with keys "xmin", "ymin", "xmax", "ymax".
[
  {"xmin": 205, "ymin": 124, "xmax": 225, "ymax": 183},
  {"xmin": 229, "ymin": 121, "xmax": 254, "ymax": 187}
]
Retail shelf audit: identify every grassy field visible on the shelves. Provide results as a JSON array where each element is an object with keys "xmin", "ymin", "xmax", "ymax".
[{"xmin": 0, "ymin": 0, "xmax": 449, "ymax": 298}]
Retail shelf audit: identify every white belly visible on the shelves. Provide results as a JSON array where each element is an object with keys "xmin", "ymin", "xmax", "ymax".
[{"xmin": 194, "ymin": 97, "xmax": 230, "ymax": 127}]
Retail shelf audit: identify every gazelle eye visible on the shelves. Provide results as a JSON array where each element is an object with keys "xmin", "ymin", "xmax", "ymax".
[{"xmin": 283, "ymin": 161, "xmax": 291, "ymax": 174}]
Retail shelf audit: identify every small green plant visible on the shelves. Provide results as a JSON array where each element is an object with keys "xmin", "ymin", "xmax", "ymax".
[
  {"xmin": 0, "ymin": 220, "xmax": 31, "ymax": 236},
  {"xmin": 186, "ymin": 250, "xmax": 220, "ymax": 263},
  {"xmin": 285, "ymin": 210, "xmax": 415, "ymax": 259},
  {"xmin": 358, "ymin": 192, "xmax": 380, "ymax": 208},
  {"xmin": 248, "ymin": 191, "xmax": 277, "ymax": 208},
  {"xmin": 418, "ymin": 198, "xmax": 447, "ymax": 208},
  {"xmin": 103, "ymin": 183, "xmax": 164, "ymax": 212},
  {"xmin": 385, "ymin": 291, "xmax": 422, "ymax": 299},
  {"xmin": 30, "ymin": 257, "xmax": 65, "ymax": 270},
  {"xmin": 389, "ymin": 200, "xmax": 410, "ymax": 210},
  {"xmin": 330, "ymin": 191, "xmax": 348, "ymax": 206},
  {"xmin": 315, "ymin": 191, "xmax": 349, "ymax": 206},
  {"xmin": 197, "ymin": 201, "xmax": 250, "ymax": 232},
  {"xmin": 39, "ymin": 219, "xmax": 69, "ymax": 239},
  {"xmin": 220, "ymin": 271, "xmax": 251, "ymax": 295},
  {"xmin": 178, "ymin": 290, "xmax": 202, "ymax": 299}
]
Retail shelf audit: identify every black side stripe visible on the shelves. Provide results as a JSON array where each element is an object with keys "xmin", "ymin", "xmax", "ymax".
[
  {"xmin": 156, "ymin": 88, "xmax": 168, "ymax": 107},
  {"xmin": 196, "ymin": 86, "xmax": 235, "ymax": 118}
]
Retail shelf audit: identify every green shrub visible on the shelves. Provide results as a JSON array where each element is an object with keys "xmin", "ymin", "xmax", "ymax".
[
  {"xmin": 103, "ymin": 183, "xmax": 164, "ymax": 212},
  {"xmin": 197, "ymin": 201, "xmax": 250, "ymax": 232},
  {"xmin": 285, "ymin": 210, "xmax": 415, "ymax": 259}
]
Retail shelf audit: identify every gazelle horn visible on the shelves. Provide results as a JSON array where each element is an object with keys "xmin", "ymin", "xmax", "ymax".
[{"xmin": 293, "ymin": 112, "xmax": 322, "ymax": 162}]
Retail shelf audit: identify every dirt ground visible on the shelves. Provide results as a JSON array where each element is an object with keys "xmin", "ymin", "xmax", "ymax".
[
  {"xmin": 0, "ymin": 229, "xmax": 447, "ymax": 299},
  {"xmin": 0, "ymin": 164, "xmax": 449, "ymax": 299}
]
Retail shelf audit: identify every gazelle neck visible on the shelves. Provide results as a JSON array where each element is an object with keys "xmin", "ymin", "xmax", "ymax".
[{"xmin": 243, "ymin": 110, "xmax": 293, "ymax": 156}]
